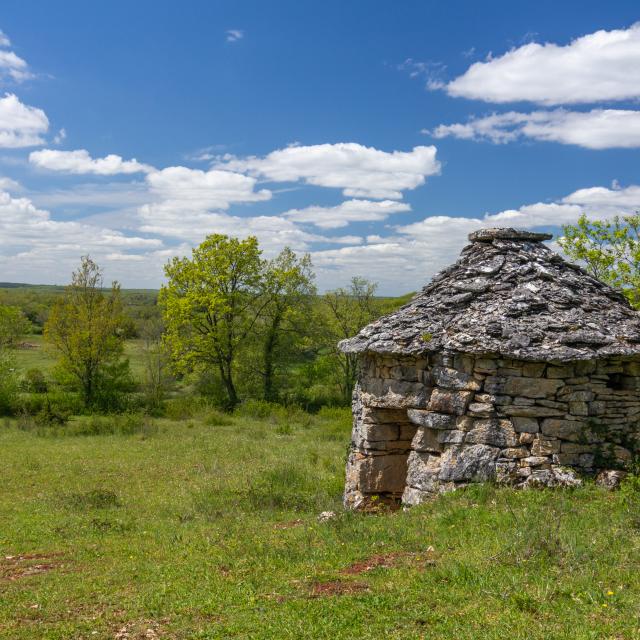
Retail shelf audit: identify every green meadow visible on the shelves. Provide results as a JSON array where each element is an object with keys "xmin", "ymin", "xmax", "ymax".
[{"xmin": 2, "ymin": 405, "xmax": 640, "ymax": 639}]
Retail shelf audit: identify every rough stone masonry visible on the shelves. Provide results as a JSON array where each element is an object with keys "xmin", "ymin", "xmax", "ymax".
[{"xmin": 339, "ymin": 228, "xmax": 640, "ymax": 510}]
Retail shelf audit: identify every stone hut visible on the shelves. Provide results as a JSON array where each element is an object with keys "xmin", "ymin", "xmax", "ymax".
[{"xmin": 340, "ymin": 228, "xmax": 640, "ymax": 509}]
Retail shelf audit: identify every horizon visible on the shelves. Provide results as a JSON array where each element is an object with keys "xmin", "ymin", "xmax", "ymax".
[{"xmin": 0, "ymin": 1, "xmax": 638, "ymax": 294}]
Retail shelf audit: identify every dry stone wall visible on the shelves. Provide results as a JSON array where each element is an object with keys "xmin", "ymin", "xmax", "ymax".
[{"xmin": 345, "ymin": 352, "xmax": 640, "ymax": 509}]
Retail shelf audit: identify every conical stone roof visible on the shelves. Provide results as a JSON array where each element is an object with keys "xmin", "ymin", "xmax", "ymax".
[{"xmin": 339, "ymin": 228, "xmax": 640, "ymax": 362}]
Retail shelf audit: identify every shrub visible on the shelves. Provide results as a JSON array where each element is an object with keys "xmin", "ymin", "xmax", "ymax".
[
  {"xmin": 164, "ymin": 396, "xmax": 201, "ymax": 420},
  {"xmin": 21, "ymin": 368, "xmax": 48, "ymax": 393},
  {"xmin": 18, "ymin": 391, "xmax": 83, "ymax": 417},
  {"xmin": 33, "ymin": 412, "xmax": 158, "ymax": 438},
  {"xmin": 204, "ymin": 410, "xmax": 233, "ymax": 427},
  {"xmin": 0, "ymin": 350, "xmax": 19, "ymax": 415},
  {"xmin": 34, "ymin": 398, "xmax": 70, "ymax": 427}
]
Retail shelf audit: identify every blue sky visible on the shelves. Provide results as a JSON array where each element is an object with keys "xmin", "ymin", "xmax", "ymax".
[{"xmin": 0, "ymin": 0, "xmax": 639, "ymax": 292}]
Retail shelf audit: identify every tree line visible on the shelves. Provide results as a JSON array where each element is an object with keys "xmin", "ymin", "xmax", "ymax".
[
  {"xmin": 3, "ymin": 213, "xmax": 632, "ymax": 418},
  {"xmin": 0, "ymin": 234, "xmax": 406, "ymax": 415}
]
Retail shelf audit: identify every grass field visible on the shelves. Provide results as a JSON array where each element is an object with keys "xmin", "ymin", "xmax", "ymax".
[
  {"xmin": 12, "ymin": 335, "xmax": 149, "ymax": 379},
  {"xmin": 2, "ymin": 405, "xmax": 640, "ymax": 639}
]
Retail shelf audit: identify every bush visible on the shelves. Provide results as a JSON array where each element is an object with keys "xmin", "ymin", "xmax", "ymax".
[
  {"xmin": 21, "ymin": 368, "xmax": 48, "ymax": 393},
  {"xmin": 204, "ymin": 410, "xmax": 233, "ymax": 427},
  {"xmin": 18, "ymin": 391, "xmax": 83, "ymax": 417},
  {"xmin": 164, "ymin": 396, "xmax": 198, "ymax": 420},
  {"xmin": 35, "ymin": 398, "xmax": 70, "ymax": 427},
  {"xmin": 68, "ymin": 413, "xmax": 157, "ymax": 437},
  {"xmin": 23, "ymin": 412, "xmax": 158, "ymax": 438},
  {"xmin": 0, "ymin": 350, "xmax": 19, "ymax": 415}
]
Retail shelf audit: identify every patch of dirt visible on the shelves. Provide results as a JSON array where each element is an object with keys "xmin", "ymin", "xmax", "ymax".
[
  {"xmin": 341, "ymin": 549, "xmax": 436, "ymax": 575},
  {"xmin": 274, "ymin": 519, "xmax": 305, "ymax": 530},
  {"xmin": 113, "ymin": 618, "xmax": 174, "ymax": 639},
  {"xmin": 1, "ymin": 552, "xmax": 65, "ymax": 581},
  {"xmin": 309, "ymin": 580, "xmax": 369, "ymax": 597},
  {"xmin": 15, "ymin": 341, "xmax": 38, "ymax": 349}
]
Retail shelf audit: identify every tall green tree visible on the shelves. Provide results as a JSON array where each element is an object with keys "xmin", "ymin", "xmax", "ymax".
[
  {"xmin": 323, "ymin": 276, "xmax": 381, "ymax": 404},
  {"xmin": 560, "ymin": 213, "xmax": 640, "ymax": 307},
  {"xmin": 0, "ymin": 304, "xmax": 31, "ymax": 347},
  {"xmin": 160, "ymin": 234, "xmax": 265, "ymax": 409},
  {"xmin": 44, "ymin": 256, "xmax": 129, "ymax": 408},
  {"xmin": 259, "ymin": 248, "xmax": 316, "ymax": 402}
]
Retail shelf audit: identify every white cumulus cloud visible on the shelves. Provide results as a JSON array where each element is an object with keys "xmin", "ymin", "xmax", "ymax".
[
  {"xmin": 430, "ymin": 108, "xmax": 640, "ymax": 149},
  {"xmin": 0, "ymin": 189, "xmax": 165, "ymax": 284},
  {"xmin": 216, "ymin": 142, "xmax": 440, "ymax": 200},
  {"xmin": 0, "ymin": 93, "xmax": 48, "ymax": 147},
  {"xmin": 29, "ymin": 148, "xmax": 154, "ymax": 175},
  {"xmin": 282, "ymin": 199, "xmax": 411, "ymax": 229},
  {"xmin": 445, "ymin": 23, "xmax": 640, "ymax": 105}
]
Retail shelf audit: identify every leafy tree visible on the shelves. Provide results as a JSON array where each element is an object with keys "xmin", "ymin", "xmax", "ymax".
[
  {"xmin": 258, "ymin": 248, "xmax": 316, "ymax": 402},
  {"xmin": 160, "ymin": 234, "xmax": 265, "ymax": 409},
  {"xmin": 322, "ymin": 276, "xmax": 382, "ymax": 404},
  {"xmin": 44, "ymin": 256, "xmax": 130, "ymax": 408},
  {"xmin": 560, "ymin": 214, "xmax": 640, "ymax": 307},
  {"xmin": 140, "ymin": 316, "xmax": 173, "ymax": 413},
  {"xmin": 0, "ymin": 304, "xmax": 31, "ymax": 347},
  {"xmin": 0, "ymin": 349, "xmax": 18, "ymax": 414}
]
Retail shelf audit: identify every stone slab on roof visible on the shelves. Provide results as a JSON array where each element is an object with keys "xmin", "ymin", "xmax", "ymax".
[{"xmin": 339, "ymin": 228, "xmax": 640, "ymax": 362}]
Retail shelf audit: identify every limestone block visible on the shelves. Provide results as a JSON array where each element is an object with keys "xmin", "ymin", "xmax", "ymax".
[
  {"xmin": 623, "ymin": 361, "xmax": 640, "ymax": 376},
  {"xmin": 519, "ymin": 432, "xmax": 536, "ymax": 445},
  {"xmin": 536, "ymin": 399, "xmax": 568, "ymax": 410},
  {"xmin": 540, "ymin": 418, "xmax": 584, "ymax": 441},
  {"xmin": 411, "ymin": 426, "xmax": 442, "ymax": 453},
  {"xmin": 468, "ymin": 402, "xmax": 496, "ymax": 418},
  {"xmin": 427, "ymin": 388, "xmax": 474, "ymax": 415},
  {"xmin": 407, "ymin": 409, "xmax": 456, "ymax": 430},
  {"xmin": 405, "ymin": 451, "xmax": 441, "ymax": 492},
  {"xmin": 546, "ymin": 365, "xmax": 574, "ymax": 378},
  {"xmin": 561, "ymin": 390, "xmax": 594, "ymax": 402},
  {"xmin": 512, "ymin": 416, "xmax": 539, "ymax": 433},
  {"xmin": 352, "ymin": 420, "xmax": 401, "ymax": 450},
  {"xmin": 560, "ymin": 442, "xmax": 593, "ymax": 454},
  {"xmin": 347, "ymin": 451, "xmax": 409, "ymax": 493},
  {"xmin": 578, "ymin": 453, "xmax": 595, "ymax": 468},
  {"xmin": 553, "ymin": 453, "xmax": 579, "ymax": 465},
  {"xmin": 569, "ymin": 401, "xmax": 589, "ymax": 416},
  {"xmin": 360, "ymin": 378, "xmax": 429, "ymax": 409},
  {"xmin": 522, "ymin": 362, "xmax": 546, "ymax": 377},
  {"xmin": 498, "ymin": 367, "xmax": 523, "ymax": 377},
  {"xmin": 388, "ymin": 365, "xmax": 419, "ymax": 382},
  {"xmin": 502, "ymin": 405, "xmax": 564, "ymax": 418},
  {"xmin": 495, "ymin": 461, "xmax": 520, "ymax": 483},
  {"xmin": 402, "ymin": 486, "xmax": 433, "ymax": 506},
  {"xmin": 513, "ymin": 397, "xmax": 535, "ymax": 406},
  {"xmin": 575, "ymin": 360, "xmax": 597, "ymax": 376},
  {"xmin": 453, "ymin": 354, "xmax": 475, "ymax": 374},
  {"xmin": 595, "ymin": 469, "xmax": 627, "ymax": 489},
  {"xmin": 438, "ymin": 430, "xmax": 465, "ymax": 444},
  {"xmin": 361, "ymin": 406, "xmax": 411, "ymax": 424},
  {"xmin": 524, "ymin": 467, "xmax": 582, "ymax": 488},
  {"xmin": 431, "ymin": 366, "xmax": 481, "ymax": 391},
  {"xmin": 456, "ymin": 416, "xmax": 476, "ymax": 431},
  {"xmin": 437, "ymin": 444, "xmax": 500, "ymax": 482},
  {"xmin": 503, "ymin": 376, "xmax": 563, "ymax": 398},
  {"xmin": 531, "ymin": 436, "xmax": 560, "ymax": 456},
  {"xmin": 501, "ymin": 447, "xmax": 529, "ymax": 459},
  {"xmin": 522, "ymin": 456, "xmax": 551, "ymax": 467},
  {"xmin": 465, "ymin": 419, "xmax": 518, "ymax": 448},
  {"xmin": 613, "ymin": 445, "xmax": 633, "ymax": 462},
  {"xmin": 474, "ymin": 358, "xmax": 498, "ymax": 373}
]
